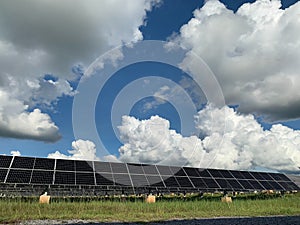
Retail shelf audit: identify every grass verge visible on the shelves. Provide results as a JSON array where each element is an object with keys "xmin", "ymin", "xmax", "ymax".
[{"xmin": 0, "ymin": 193, "xmax": 299, "ymax": 223}]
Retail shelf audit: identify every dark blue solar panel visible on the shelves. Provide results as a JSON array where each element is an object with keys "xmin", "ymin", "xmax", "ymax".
[
  {"xmin": 76, "ymin": 172, "xmax": 95, "ymax": 185},
  {"xmin": 169, "ymin": 167, "xmax": 186, "ymax": 176},
  {"xmin": 0, "ymin": 155, "xmax": 12, "ymax": 168},
  {"xmin": 75, "ymin": 160, "xmax": 93, "ymax": 172},
  {"xmin": 34, "ymin": 158, "xmax": 55, "ymax": 170},
  {"xmin": 198, "ymin": 169, "xmax": 212, "ymax": 178},
  {"xmin": 95, "ymin": 173, "xmax": 114, "ymax": 186},
  {"xmin": 56, "ymin": 159, "xmax": 75, "ymax": 171},
  {"xmin": 183, "ymin": 167, "xmax": 200, "ymax": 177},
  {"xmin": 190, "ymin": 178, "xmax": 207, "ymax": 188},
  {"xmin": 6, "ymin": 169, "xmax": 32, "ymax": 183},
  {"xmin": 31, "ymin": 170, "xmax": 54, "ymax": 184},
  {"xmin": 175, "ymin": 176, "xmax": 193, "ymax": 187},
  {"xmin": 0, "ymin": 169, "xmax": 7, "ymax": 182},
  {"xmin": 11, "ymin": 157, "xmax": 35, "ymax": 169},
  {"xmin": 54, "ymin": 171, "xmax": 75, "ymax": 184},
  {"xmin": 162, "ymin": 176, "xmax": 180, "ymax": 187}
]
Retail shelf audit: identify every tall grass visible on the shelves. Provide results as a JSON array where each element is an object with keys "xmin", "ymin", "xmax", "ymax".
[{"xmin": 0, "ymin": 193, "xmax": 299, "ymax": 223}]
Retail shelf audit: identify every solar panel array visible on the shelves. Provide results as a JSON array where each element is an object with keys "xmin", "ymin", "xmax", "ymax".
[{"xmin": 0, "ymin": 155, "xmax": 299, "ymax": 195}]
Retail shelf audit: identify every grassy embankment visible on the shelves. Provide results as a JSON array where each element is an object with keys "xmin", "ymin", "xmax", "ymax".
[{"xmin": 0, "ymin": 193, "xmax": 299, "ymax": 223}]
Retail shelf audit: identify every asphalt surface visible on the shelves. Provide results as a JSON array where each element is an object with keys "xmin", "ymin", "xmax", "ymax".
[{"xmin": 15, "ymin": 216, "xmax": 300, "ymax": 225}]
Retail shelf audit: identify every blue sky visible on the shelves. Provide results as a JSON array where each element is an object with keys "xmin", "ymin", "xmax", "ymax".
[{"xmin": 0, "ymin": 0, "xmax": 300, "ymax": 173}]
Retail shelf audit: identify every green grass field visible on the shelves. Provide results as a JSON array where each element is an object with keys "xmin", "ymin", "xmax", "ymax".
[{"xmin": 0, "ymin": 193, "xmax": 299, "ymax": 223}]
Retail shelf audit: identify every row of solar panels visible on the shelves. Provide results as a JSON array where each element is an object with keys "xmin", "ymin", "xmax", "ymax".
[{"xmin": 0, "ymin": 155, "xmax": 299, "ymax": 191}]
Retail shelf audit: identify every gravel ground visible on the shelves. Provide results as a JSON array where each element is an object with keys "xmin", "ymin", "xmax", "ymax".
[{"xmin": 13, "ymin": 216, "xmax": 300, "ymax": 225}]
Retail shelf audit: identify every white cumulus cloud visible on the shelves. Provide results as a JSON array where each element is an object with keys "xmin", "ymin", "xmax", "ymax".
[
  {"xmin": 117, "ymin": 104, "xmax": 300, "ymax": 173},
  {"xmin": 0, "ymin": 0, "xmax": 159, "ymax": 141},
  {"xmin": 48, "ymin": 139, "xmax": 99, "ymax": 161},
  {"xmin": 172, "ymin": 0, "xmax": 300, "ymax": 121}
]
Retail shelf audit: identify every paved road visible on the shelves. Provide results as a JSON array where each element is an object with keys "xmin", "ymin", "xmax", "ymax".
[{"xmin": 16, "ymin": 216, "xmax": 300, "ymax": 225}]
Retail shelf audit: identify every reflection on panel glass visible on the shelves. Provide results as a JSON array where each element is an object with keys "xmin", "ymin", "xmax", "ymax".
[
  {"xmin": 127, "ymin": 164, "xmax": 144, "ymax": 175},
  {"xmin": 95, "ymin": 173, "xmax": 114, "ymax": 186},
  {"xmin": 94, "ymin": 162, "xmax": 111, "ymax": 173},
  {"xmin": 75, "ymin": 160, "xmax": 94, "ymax": 172},
  {"xmin": 110, "ymin": 163, "xmax": 128, "ymax": 174}
]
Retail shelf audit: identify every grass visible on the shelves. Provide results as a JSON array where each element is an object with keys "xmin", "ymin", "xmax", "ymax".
[{"xmin": 0, "ymin": 193, "xmax": 299, "ymax": 223}]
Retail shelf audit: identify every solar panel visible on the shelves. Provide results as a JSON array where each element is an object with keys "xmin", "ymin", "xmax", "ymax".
[
  {"xmin": 11, "ymin": 156, "xmax": 35, "ymax": 169},
  {"xmin": 190, "ymin": 177, "xmax": 207, "ymax": 189},
  {"xmin": 156, "ymin": 165, "xmax": 173, "ymax": 176},
  {"xmin": 54, "ymin": 171, "xmax": 75, "ymax": 184},
  {"xmin": 207, "ymin": 169, "xmax": 223, "ymax": 178},
  {"xmin": 202, "ymin": 178, "xmax": 219, "ymax": 189},
  {"xmin": 162, "ymin": 176, "xmax": 179, "ymax": 187},
  {"xmin": 56, "ymin": 159, "xmax": 75, "ymax": 171},
  {"xmin": 269, "ymin": 173, "xmax": 291, "ymax": 182},
  {"xmin": 175, "ymin": 176, "xmax": 193, "ymax": 188},
  {"xmin": 227, "ymin": 179, "xmax": 244, "ymax": 189},
  {"xmin": 239, "ymin": 171, "xmax": 254, "ymax": 179},
  {"xmin": 248, "ymin": 180, "xmax": 264, "ymax": 190},
  {"xmin": 238, "ymin": 179, "xmax": 254, "ymax": 190},
  {"xmin": 110, "ymin": 162, "xmax": 128, "ymax": 174},
  {"xmin": 197, "ymin": 169, "xmax": 212, "ymax": 178},
  {"xmin": 34, "ymin": 158, "xmax": 55, "ymax": 170},
  {"xmin": 142, "ymin": 165, "xmax": 159, "ymax": 175},
  {"xmin": 146, "ymin": 175, "xmax": 165, "ymax": 187},
  {"xmin": 1, "ymin": 155, "xmax": 299, "ymax": 196},
  {"xmin": 76, "ymin": 172, "xmax": 95, "ymax": 185},
  {"xmin": 75, "ymin": 160, "xmax": 94, "ymax": 172},
  {"xmin": 127, "ymin": 163, "xmax": 145, "ymax": 175},
  {"xmin": 169, "ymin": 167, "xmax": 187, "ymax": 176},
  {"xmin": 6, "ymin": 169, "xmax": 32, "ymax": 183},
  {"xmin": 130, "ymin": 174, "xmax": 149, "ymax": 187},
  {"xmin": 218, "ymin": 170, "xmax": 234, "ymax": 178},
  {"xmin": 183, "ymin": 167, "xmax": 200, "ymax": 177},
  {"xmin": 0, "ymin": 155, "xmax": 12, "ymax": 168},
  {"xmin": 95, "ymin": 173, "xmax": 114, "ymax": 186},
  {"xmin": 113, "ymin": 173, "xmax": 131, "ymax": 186},
  {"xmin": 0, "ymin": 169, "xmax": 7, "ymax": 182},
  {"xmin": 31, "ymin": 170, "xmax": 54, "ymax": 184},
  {"xmin": 94, "ymin": 161, "xmax": 111, "ymax": 173},
  {"xmin": 215, "ymin": 179, "xmax": 232, "ymax": 189}
]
